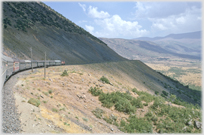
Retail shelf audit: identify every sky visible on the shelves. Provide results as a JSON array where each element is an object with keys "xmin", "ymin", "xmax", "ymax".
[{"xmin": 43, "ymin": 1, "xmax": 202, "ymax": 39}]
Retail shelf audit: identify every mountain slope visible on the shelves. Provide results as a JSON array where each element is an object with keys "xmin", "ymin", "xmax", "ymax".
[
  {"xmin": 2, "ymin": 2, "xmax": 125, "ymax": 64},
  {"xmin": 99, "ymin": 37, "xmax": 201, "ymax": 62}
]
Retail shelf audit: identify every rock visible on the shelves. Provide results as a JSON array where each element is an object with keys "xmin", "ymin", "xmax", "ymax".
[
  {"xmin": 194, "ymin": 121, "xmax": 202, "ymax": 129},
  {"xmin": 187, "ymin": 119, "xmax": 192, "ymax": 126},
  {"xmin": 168, "ymin": 102, "xmax": 172, "ymax": 106},
  {"xmin": 81, "ymin": 79, "xmax": 84, "ymax": 82},
  {"xmin": 88, "ymin": 74, "xmax": 91, "ymax": 76},
  {"xmin": 82, "ymin": 95, "xmax": 86, "ymax": 99},
  {"xmin": 40, "ymin": 95, "xmax": 44, "ymax": 98},
  {"xmin": 182, "ymin": 126, "xmax": 187, "ymax": 131},
  {"xmin": 110, "ymin": 127, "xmax": 114, "ymax": 131},
  {"xmin": 109, "ymin": 82, "xmax": 113, "ymax": 86},
  {"xmin": 141, "ymin": 109, "xmax": 145, "ymax": 112}
]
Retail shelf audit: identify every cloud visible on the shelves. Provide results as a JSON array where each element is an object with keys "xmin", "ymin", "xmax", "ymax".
[
  {"xmin": 94, "ymin": 15, "xmax": 148, "ymax": 38},
  {"xmin": 78, "ymin": 3, "xmax": 86, "ymax": 12},
  {"xmin": 88, "ymin": 6, "xmax": 110, "ymax": 19},
  {"xmin": 85, "ymin": 25, "xmax": 94, "ymax": 34},
  {"xmin": 134, "ymin": 2, "xmax": 201, "ymax": 36}
]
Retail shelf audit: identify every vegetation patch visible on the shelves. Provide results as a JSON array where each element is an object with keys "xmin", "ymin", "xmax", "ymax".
[
  {"xmin": 61, "ymin": 70, "xmax": 68, "ymax": 76},
  {"xmin": 28, "ymin": 98, "xmax": 40, "ymax": 107},
  {"xmin": 100, "ymin": 76, "xmax": 110, "ymax": 84},
  {"xmin": 92, "ymin": 108, "xmax": 105, "ymax": 119},
  {"xmin": 89, "ymin": 87, "xmax": 103, "ymax": 96},
  {"xmin": 52, "ymin": 108, "xmax": 58, "ymax": 112}
]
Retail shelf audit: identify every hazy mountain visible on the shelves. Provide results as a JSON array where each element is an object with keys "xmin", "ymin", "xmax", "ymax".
[
  {"xmin": 99, "ymin": 31, "xmax": 201, "ymax": 62},
  {"xmin": 2, "ymin": 2, "xmax": 125, "ymax": 64},
  {"xmin": 135, "ymin": 31, "xmax": 201, "ymax": 41}
]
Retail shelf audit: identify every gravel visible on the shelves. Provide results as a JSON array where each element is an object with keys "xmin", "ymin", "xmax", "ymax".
[{"xmin": 2, "ymin": 71, "xmax": 30, "ymax": 133}]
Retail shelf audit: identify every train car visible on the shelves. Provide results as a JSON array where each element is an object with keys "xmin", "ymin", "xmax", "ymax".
[
  {"xmin": 61, "ymin": 61, "xmax": 65, "ymax": 65},
  {"xmin": 1, "ymin": 55, "xmax": 14, "ymax": 90},
  {"xmin": 55, "ymin": 60, "xmax": 62, "ymax": 65},
  {"xmin": 2, "ymin": 54, "xmax": 63, "ymax": 89},
  {"xmin": 13, "ymin": 61, "xmax": 20, "ymax": 72}
]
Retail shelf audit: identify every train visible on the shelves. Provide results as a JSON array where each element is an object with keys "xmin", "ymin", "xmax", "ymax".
[{"xmin": 1, "ymin": 55, "xmax": 65, "ymax": 89}]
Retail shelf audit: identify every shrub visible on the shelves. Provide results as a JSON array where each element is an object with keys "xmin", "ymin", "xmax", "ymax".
[
  {"xmin": 155, "ymin": 91, "xmax": 159, "ymax": 95},
  {"xmin": 99, "ymin": 93, "xmax": 115, "ymax": 108},
  {"xmin": 83, "ymin": 118, "xmax": 88, "ymax": 122},
  {"xmin": 89, "ymin": 87, "xmax": 103, "ymax": 96},
  {"xmin": 28, "ymin": 98, "xmax": 40, "ymax": 107},
  {"xmin": 131, "ymin": 98, "xmax": 143, "ymax": 108},
  {"xmin": 120, "ymin": 119, "xmax": 126, "ymax": 127},
  {"xmin": 52, "ymin": 108, "xmax": 58, "ymax": 112},
  {"xmin": 61, "ymin": 70, "xmax": 68, "ymax": 76},
  {"xmin": 100, "ymin": 76, "xmax": 110, "ymax": 84},
  {"xmin": 92, "ymin": 108, "xmax": 105, "ymax": 119},
  {"xmin": 162, "ymin": 91, "xmax": 168, "ymax": 96},
  {"xmin": 143, "ymin": 103, "xmax": 148, "ymax": 106},
  {"xmin": 132, "ymin": 88, "xmax": 138, "ymax": 93},
  {"xmin": 115, "ymin": 98, "xmax": 136, "ymax": 114},
  {"xmin": 43, "ymin": 92, "xmax": 49, "ymax": 96},
  {"xmin": 124, "ymin": 115, "xmax": 153, "ymax": 133},
  {"xmin": 151, "ymin": 96, "xmax": 165, "ymax": 110},
  {"xmin": 48, "ymin": 90, "xmax": 53, "ymax": 94}
]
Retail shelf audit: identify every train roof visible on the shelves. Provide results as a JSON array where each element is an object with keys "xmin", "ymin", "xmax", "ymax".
[{"xmin": 2, "ymin": 55, "xmax": 14, "ymax": 62}]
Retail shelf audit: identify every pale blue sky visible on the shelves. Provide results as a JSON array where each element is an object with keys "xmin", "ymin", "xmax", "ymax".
[{"xmin": 43, "ymin": 1, "xmax": 202, "ymax": 39}]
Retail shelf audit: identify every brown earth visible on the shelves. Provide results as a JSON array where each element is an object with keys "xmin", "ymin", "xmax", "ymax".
[{"xmin": 12, "ymin": 64, "xmax": 187, "ymax": 133}]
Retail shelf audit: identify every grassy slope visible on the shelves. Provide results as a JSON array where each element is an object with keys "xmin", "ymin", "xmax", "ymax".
[{"xmin": 79, "ymin": 60, "xmax": 201, "ymax": 106}]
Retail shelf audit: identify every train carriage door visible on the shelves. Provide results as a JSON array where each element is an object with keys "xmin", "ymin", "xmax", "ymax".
[{"xmin": 13, "ymin": 61, "xmax": 19, "ymax": 72}]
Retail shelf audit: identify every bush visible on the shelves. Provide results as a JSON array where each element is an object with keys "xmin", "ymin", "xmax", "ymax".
[
  {"xmin": 120, "ymin": 119, "xmax": 126, "ymax": 127},
  {"xmin": 52, "ymin": 108, "xmax": 58, "ymax": 112},
  {"xmin": 89, "ymin": 87, "xmax": 103, "ymax": 96},
  {"xmin": 132, "ymin": 88, "xmax": 138, "ymax": 93},
  {"xmin": 48, "ymin": 90, "xmax": 53, "ymax": 94},
  {"xmin": 92, "ymin": 108, "xmax": 105, "ymax": 119},
  {"xmin": 99, "ymin": 93, "xmax": 115, "ymax": 108},
  {"xmin": 124, "ymin": 115, "xmax": 153, "ymax": 133},
  {"xmin": 131, "ymin": 98, "xmax": 143, "ymax": 108},
  {"xmin": 28, "ymin": 98, "xmax": 40, "ymax": 107},
  {"xmin": 100, "ymin": 76, "xmax": 110, "ymax": 84},
  {"xmin": 115, "ymin": 98, "xmax": 136, "ymax": 114},
  {"xmin": 151, "ymin": 96, "xmax": 165, "ymax": 110},
  {"xmin": 162, "ymin": 91, "xmax": 168, "ymax": 96},
  {"xmin": 61, "ymin": 70, "xmax": 68, "ymax": 76},
  {"xmin": 143, "ymin": 103, "xmax": 148, "ymax": 106},
  {"xmin": 155, "ymin": 91, "xmax": 159, "ymax": 95}
]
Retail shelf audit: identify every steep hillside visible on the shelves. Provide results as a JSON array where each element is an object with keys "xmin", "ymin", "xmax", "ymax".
[
  {"xmin": 7, "ymin": 62, "xmax": 201, "ymax": 133},
  {"xmin": 2, "ymin": 2, "xmax": 125, "ymax": 64}
]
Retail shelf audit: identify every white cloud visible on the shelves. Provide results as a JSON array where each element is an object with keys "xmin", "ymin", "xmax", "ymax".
[
  {"xmin": 78, "ymin": 3, "xmax": 86, "ymax": 12},
  {"xmin": 134, "ymin": 2, "xmax": 201, "ymax": 36},
  {"xmin": 88, "ymin": 6, "xmax": 110, "ymax": 19},
  {"xmin": 94, "ymin": 15, "xmax": 148, "ymax": 38},
  {"xmin": 85, "ymin": 25, "xmax": 94, "ymax": 34}
]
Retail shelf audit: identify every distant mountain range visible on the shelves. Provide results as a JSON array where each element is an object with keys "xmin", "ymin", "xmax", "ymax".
[
  {"xmin": 135, "ymin": 31, "xmax": 201, "ymax": 41},
  {"xmin": 100, "ymin": 31, "xmax": 201, "ymax": 62}
]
